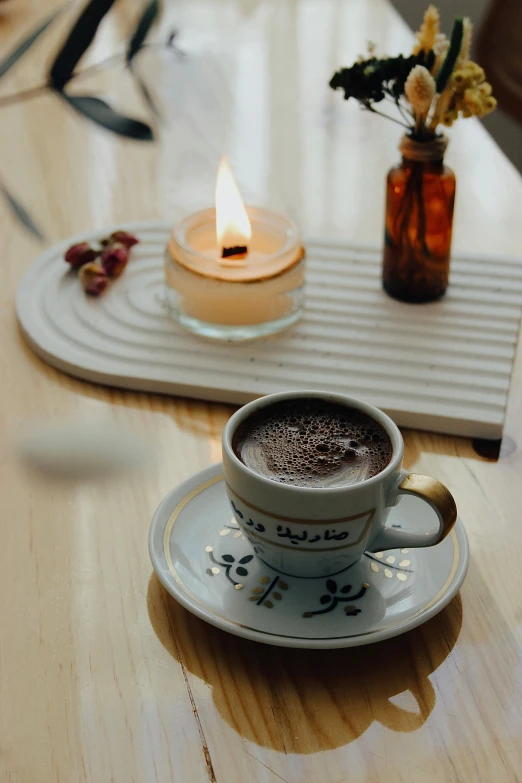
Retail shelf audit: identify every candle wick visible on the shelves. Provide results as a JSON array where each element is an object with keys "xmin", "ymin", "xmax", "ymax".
[{"xmin": 221, "ymin": 245, "xmax": 248, "ymax": 260}]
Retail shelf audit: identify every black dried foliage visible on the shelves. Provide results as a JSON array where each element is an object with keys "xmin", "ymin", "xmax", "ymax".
[
  {"xmin": 127, "ymin": 0, "xmax": 160, "ymax": 64},
  {"xmin": 0, "ymin": 183, "xmax": 44, "ymax": 240},
  {"xmin": 329, "ymin": 50, "xmax": 435, "ymax": 104},
  {"xmin": 50, "ymin": 0, "xmax": 117, "ymax": 88},
  {"xmin": 61, "ymin": 94, "xmax": 154, "ymax": 140},
  {"xmin": 133, "ymin": 71, "xmax": 161, "ymax": 119},
  {"xmin": 1, "ymin": 0, "xmax": 166, "ymax": 238}
]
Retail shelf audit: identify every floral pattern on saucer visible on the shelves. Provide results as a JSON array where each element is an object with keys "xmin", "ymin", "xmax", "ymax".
[{"xmin": 203, "ymin": 518, "xmax": 413, "ymax": 620}]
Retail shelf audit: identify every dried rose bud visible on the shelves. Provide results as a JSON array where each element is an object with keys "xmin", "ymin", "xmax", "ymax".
[
  {"xmin": 101, "ymin": 243, "xmax": 129, "ymax": 278},
  {"xmin": 79, "ymin": 262, "xmax": 108, "ymax": 296},
  {"xmin": 64, "ymin": 242, "xmax": 98, "ymax": 269},
  {"xmin": 107, "ymin": 230, "xmax": 139, "ymax": 249}
]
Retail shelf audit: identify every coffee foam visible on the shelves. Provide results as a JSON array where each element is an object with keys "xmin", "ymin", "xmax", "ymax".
[{"xmin": 233, "ymin": 399, "xmax": 393, "ymax": 488}]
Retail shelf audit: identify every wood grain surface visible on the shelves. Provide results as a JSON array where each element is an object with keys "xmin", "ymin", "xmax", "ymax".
[{"xmin": 1, "ymin": 1, "xmax": 521, "ymax": 782}]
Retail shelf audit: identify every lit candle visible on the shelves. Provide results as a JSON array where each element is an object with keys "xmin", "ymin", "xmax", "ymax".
[
  {"xmin": 165, "ymin": 157, "xmax": 305, "ymax": 341},
  {"xmin": 216, "ymin": 157, "xmax": 251, "ymax": 260}
]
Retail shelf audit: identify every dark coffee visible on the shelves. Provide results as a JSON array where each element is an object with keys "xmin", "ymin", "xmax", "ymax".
[{"xmin": 232, "ymin": 398, "xmax": 393, "ymax": 488}]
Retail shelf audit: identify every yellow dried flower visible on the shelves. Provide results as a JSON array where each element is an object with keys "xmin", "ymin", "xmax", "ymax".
[
  {"xmin": 452, "ymin": 71, "xmax": 466, "ymax": 87},
  {"xmin": 450, "ymin": 62, "xmax": 487, "ymax": 102},
  {"xmin": 462, "ymin": 90, "xmax": 482, "ymax": 113},
  {"xmin": 441, "ymin": 109, "xmax": 458, "ymax": 127},
  {"xmin": 405, "ymin": 64, "xmax": 436, "ymax": 118},
  {"xmin": 462, "ymin": 61, "xmax": 485, "ymax": 87},
  {"xmin": 413, "ymin": 5, "xmax": 440, "ymax": 54},
  {"xmin": 431, "ymin": 32, "xmax": 485, "ymax": 130},
  {"xmin": 467, "ymin": 89, "xmax": 497, "ymax": 116},
  {"xmin": 442, "ymin": 81, "xmax": 497, "ymax": 125}
]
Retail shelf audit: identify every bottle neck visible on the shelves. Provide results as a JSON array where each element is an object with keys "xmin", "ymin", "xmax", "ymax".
[
  {"xmin": 401, "ymin": 156, "xmax": 444, "ymax": 172},
  {"xmin": 399, "ymin": 134, "xmax": 448, "ymax": 166}
]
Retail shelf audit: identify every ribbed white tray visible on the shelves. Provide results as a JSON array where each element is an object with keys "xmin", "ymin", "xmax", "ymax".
[{"xmin": 16, "ymin": 221, "xmax": 522, "ymax": 438}]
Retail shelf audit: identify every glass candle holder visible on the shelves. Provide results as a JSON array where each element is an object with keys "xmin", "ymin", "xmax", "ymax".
[{"xmin": 165, "ymin": 207, "xmax": 305, "ymax": 341}]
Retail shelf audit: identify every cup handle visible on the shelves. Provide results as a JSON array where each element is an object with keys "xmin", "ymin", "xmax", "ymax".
[{"xmin": 369, "ymin": 473, "xmax": 457, "ymax": 552}]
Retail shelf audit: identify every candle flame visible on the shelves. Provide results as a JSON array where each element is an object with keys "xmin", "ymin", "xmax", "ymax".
[{"xmin": 215, "ymin": 156, "xmax": 251, "ymax": 252}]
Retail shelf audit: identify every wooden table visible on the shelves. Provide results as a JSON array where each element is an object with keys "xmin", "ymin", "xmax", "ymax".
[{"xmin": 1, "ymin": 1, "xmax": 522, "ymax": 781}]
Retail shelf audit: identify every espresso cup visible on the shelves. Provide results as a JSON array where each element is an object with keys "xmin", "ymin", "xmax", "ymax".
[{"xmin": 222, "ymin": 391, "xmax": 457, "ymax": 578}]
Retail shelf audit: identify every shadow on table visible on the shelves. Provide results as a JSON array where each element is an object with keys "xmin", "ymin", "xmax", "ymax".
[
  {"xmin": 147, "ymin": 573, "xmax": 463, "ymax": 754},
  {"xmin": 401, "ymin": 427, "xmax": 513, "ymax": 463}
]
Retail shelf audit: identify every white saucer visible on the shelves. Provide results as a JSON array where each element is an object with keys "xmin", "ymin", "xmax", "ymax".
[{"xmin": 149, "ymin": 463, "xmax": 469, "ymax": 649}]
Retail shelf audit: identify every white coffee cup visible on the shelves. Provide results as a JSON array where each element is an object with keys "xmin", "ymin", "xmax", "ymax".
[{"xmin": 222, "ymin": 391, "xmax": 457, "ymax": 578}]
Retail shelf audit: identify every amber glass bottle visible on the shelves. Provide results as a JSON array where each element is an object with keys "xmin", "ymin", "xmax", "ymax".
[{"xmin": 383, "ymin": 135, "xmax": 456, "ymax": 303}]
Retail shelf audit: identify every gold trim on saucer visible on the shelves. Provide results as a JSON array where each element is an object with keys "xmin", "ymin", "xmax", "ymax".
[
  {"xmin": 163, "ymin": 474, "xmax": 223, "ymax": 574},
  {"xmin": 161, "ymin": 473, "xmax": 461, "ymax": 641}
]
